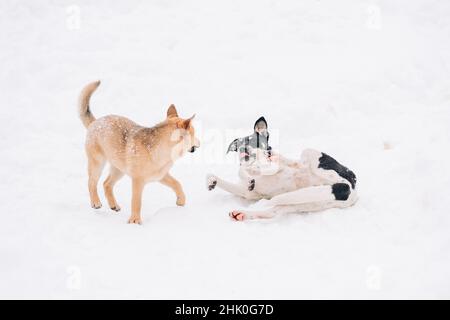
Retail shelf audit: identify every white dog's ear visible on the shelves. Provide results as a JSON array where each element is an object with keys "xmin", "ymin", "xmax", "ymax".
[
  {"xmin": 254, "ymin": 116, "xmax": 268, "ymax": 133},
  {"xmin": 227, "ymin": 139, "xmax": 240, "ymax": 153},
  {"xmin": 167, "ymin": 104, "xmax": 179, "ymax": 118}
]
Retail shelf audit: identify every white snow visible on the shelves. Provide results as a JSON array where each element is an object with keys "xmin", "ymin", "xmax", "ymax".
[{"xmin": 1, "ymin": 0, "xmax": 450, "ymax": 299}]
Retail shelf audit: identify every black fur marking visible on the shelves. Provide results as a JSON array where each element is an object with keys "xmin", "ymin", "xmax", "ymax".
[
  {"xmin": 318, "ymin": 153, "xmax": 357, "ymax": 189},
  {"xmin": 332, "ymin": 183, "xmax": 351, "ymax": 201}
]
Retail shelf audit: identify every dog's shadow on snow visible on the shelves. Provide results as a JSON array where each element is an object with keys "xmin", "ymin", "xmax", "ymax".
[
  {"xmin": 151, "ymin": 205, "xmax": 190, "ymax": 220},
  {"xmin": 207, "ymin": 192, "xmax": 257, "ymax": 208}
]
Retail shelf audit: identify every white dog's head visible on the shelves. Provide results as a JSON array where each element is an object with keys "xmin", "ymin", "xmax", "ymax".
[{"xmin": 227, "ymin": 116, "xmax": 272, "ymax": 165}]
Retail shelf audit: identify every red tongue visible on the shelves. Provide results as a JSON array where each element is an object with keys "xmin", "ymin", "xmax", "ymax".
[{"xmin": 239, "ymin": 152, "xmax": 248, "ymax": 158}]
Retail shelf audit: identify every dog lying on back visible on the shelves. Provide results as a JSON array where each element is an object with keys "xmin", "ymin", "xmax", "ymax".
[
  {"xmin": 79, "ymin": 81, "xmax": 200, "ymax": 224},
  {"xmin": 207, "ymin": 117, "xmax": 357, "ymax": 221}
]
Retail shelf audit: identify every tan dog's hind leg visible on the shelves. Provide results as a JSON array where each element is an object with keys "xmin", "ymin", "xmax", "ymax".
[
  {"xmin": 159, "ymin": 173, "xmax": 186, "ymax": 206},
  {"xmin": 87, "ymin": 155, "xmax": 105, "ymax": 209},
  {"xmin": 103, "ymin": 166, "xmax": 124, "ymax": 212},
  {"xmin": 129, "ymin": 178, "xmax": 145, "ymax": 224}
]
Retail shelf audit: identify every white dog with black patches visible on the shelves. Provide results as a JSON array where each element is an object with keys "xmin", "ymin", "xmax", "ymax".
[{"xmin": 207, "ymin": 117, "xmax": 358, "ymax": 221}]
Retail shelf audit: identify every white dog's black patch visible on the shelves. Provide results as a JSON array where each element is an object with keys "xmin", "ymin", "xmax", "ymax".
[
  {"xmin": 332, "ymin": 183, "xmax": 351, "ymax": 201},
  {"xmin": 318, "ymin": 153, "xmax": 356, "ymax": 189}
]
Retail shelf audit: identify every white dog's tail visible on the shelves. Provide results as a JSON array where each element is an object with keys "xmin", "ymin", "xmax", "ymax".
[{"xmin": 78, "ymin": 80, "xmax": 100, "ymax": 128}]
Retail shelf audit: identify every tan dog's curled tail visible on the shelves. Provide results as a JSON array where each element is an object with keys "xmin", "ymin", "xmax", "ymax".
[{"xmin": 78, "ymin": 80, "xmax": 101, "ymax": 128}]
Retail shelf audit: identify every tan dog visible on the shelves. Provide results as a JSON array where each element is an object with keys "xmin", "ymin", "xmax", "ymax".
[{"xmin": 78, "ymin": 81, "xmax": 200, "ymax": 224}]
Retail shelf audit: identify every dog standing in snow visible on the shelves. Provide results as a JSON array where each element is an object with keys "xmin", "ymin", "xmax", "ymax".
[
  {"xmin": 78, "ymin": 81, "xmax": 200, "ymax": 224},
  {"xmin": 207, "ymin": 117, "xmax": 357, "ymax": 221}
]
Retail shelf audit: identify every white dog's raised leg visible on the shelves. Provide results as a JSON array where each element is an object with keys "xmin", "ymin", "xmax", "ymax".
[
  {"xmin": 229, "ymin": 207, "xmax": 279, "ymax": 221},
  {"xmin": 207, "ymin": 174, "xmax": 257, "ymax": 200},
  {"xmin": 229, "ymin": 204, "xmax": 302, "ymax": 221}
]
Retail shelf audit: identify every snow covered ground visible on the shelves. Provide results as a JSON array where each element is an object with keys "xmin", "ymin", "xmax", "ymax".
[{"xmin": 1, "ymin": 0, "xmax": 450, "ymax": 299}]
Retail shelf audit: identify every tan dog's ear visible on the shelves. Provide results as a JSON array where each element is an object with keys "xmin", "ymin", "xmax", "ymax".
[
  {"xmin": 178, "ymin": 114, "xmax": 196, "ymax": 129},
  {"xmin": 167, "ymin": 104, "xmax": 179, "ymax": 118}
]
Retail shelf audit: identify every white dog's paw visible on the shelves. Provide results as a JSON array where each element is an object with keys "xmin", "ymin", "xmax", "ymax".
[
  {"xmin": 207, "ymin": 174, "xmax": 218, "ymax": 191},
  {"xmin": 229, "ymin": 210, "xmax": 246, "ymax": 221},
  {"xmin": 248, "ymin": 179, "xmax": 255, "ymax": 191}
]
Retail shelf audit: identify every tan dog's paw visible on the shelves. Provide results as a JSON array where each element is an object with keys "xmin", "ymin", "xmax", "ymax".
[
  {"xmin": 110, "ymin": 205, "xmax": 121, "ymax": 212},
  {"xmin": 127, "ymin": 216, "xmax": 142, "ymax": 224},
  {"xmin": 176, "ymin": 196, "xmax": 186, "ymax": 206},
  {"xmin": 91, "ymin": 202, "xmax": 102, "ymax": 209},
  {"xmin": 229, "ymin": 210, "xmax": 246, "ymax": 221},
  {"xmin": 207, "ymin": 174, "xmax": 217, "ymax": 191}
]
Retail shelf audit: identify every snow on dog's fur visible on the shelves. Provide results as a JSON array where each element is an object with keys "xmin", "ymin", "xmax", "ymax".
[
  {"xmin": 207, "ymin": 117, "xmax": 357, "ymax": 221},
  {"xmin": 79, "ymin": 81, "xmax": 200, "ymax": 224}
]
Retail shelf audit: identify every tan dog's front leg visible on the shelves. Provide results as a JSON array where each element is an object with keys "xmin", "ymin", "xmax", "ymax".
[
  {"xmin": 160, "ymin": 173, "xmax": 186, "ymax": 206},
  {"xmin": 129, "ymin": 178, "xmax": 145, "ymax": 224},
  {"xmin": 87, "ymin": 157, "xmax": 105, "ymax": 209}
]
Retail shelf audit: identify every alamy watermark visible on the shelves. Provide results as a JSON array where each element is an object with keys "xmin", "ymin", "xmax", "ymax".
[
  {"xmin": 66, "ymin": 5, "xmax": 81, "ymax": 31},
  {"xmin": 66, "ymin": 265, "xmax": 82, "ymax": 291},
  {"xmin": 172, "ymin": 119, "xmax": 281, "ymax": 169},
  {"xmin": 366, "ymin": 4, "xmax": 382, "ymax": 30},
  {"xmin": 366, "ymin": 265, "xmax": 382, "ymax": 291}
]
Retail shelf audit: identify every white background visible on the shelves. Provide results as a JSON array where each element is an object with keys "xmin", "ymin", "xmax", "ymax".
[{"xmin": 0, "ymin": 0, "xmax": 449, "ymax": 299}]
